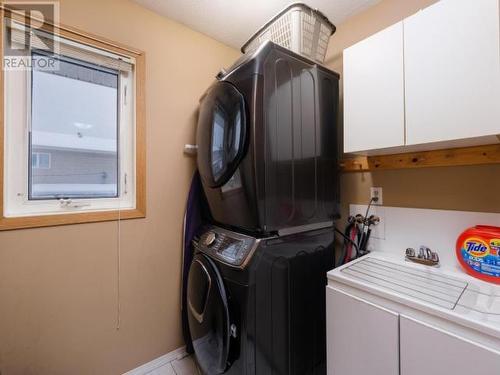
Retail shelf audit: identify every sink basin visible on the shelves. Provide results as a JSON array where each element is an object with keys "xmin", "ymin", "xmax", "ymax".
[{"xmin": 340, "ymin": 257, "xmax": 468, "ymax": 310}]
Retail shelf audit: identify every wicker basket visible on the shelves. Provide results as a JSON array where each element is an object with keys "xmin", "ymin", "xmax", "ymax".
[{"xmin": 241, "ymin": 3, "xmax": 336, "ymax": 64}]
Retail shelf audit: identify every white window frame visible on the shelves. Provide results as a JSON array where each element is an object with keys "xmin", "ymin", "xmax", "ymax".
[{"xmin": 3, "ymin": 21, "xmax": 137, "ymax": 217}]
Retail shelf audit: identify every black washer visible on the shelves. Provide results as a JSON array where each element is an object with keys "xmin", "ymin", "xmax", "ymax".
[{"xmin": 187, "ymin": 254, "xmax": 231, "ymax": 374}]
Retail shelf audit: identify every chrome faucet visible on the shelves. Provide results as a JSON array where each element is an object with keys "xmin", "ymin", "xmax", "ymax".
[{"xmin": 405, "ymin": 246, "xmax": 440, "ymax": 267}]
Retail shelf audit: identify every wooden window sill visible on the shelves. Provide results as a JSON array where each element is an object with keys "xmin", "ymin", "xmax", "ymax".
[{"xmin": 0, "ymin": 208, "xmax": 146, "ymax": 231}]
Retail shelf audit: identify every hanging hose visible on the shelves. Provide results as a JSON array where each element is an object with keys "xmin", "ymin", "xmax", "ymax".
[
  {"xmin": 334, "ymin": 221, "xmax": 360, "ymax": 267},
  {"xmin": 345, "ymin": 222, "xmax": 360, "ymax": 264},
  {"xmin": 335, "ymin": 196, "xmax": 379, "ymax": 267}
]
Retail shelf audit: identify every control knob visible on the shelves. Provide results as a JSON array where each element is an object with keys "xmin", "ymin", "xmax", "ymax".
[{"xmin": 203, "ymin": 231, "xmax": 217, "ymax": 247}]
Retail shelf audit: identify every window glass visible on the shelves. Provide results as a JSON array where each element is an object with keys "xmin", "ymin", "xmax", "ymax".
[
  {"xmin": 210, "ymin": 99, "xmax": 244, "ymax": 183},
  {"xmin": 211, "ymin": 106, "xmax": 226, "ymax": 180},
  {"xmin": 230, "ymin": 111, "xmax": 241, "ymax": 160},
  {"xmin": 32, "ymin": 152, "xmax": 51, "ymax": 169},
  {"xmin": 29, "ymin": 53, "xmax": 119, "ymax": 200}
]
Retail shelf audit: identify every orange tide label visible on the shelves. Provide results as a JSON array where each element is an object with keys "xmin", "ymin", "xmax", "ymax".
[{"xmin": 463, "ymin": 237, "xmax": 490, "ymax": 258}]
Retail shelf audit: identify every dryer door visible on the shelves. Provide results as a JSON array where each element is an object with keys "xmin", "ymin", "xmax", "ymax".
[
  {"xmin": 187, "ymin": 254, "xmax": 231, "ymax": 374},
  {"xmin": 197, "ymin": 81, "xmax": 247, "ymax": 188}
]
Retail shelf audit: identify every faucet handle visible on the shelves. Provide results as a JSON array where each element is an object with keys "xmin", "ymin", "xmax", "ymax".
[
  {"xmin": 420, "ymin": 246, "xmax": 439, "ymax": 262},
  {"xmin": 419, "ymin": 246, "xmax": 432, "ymax": 260},
  {"xmin": 418, "ymin": 247, "xmax": 426, "ymax": 259},
  {"xmin": 406, "ymin": 248, "xmax": 416, "ymax": 258}
]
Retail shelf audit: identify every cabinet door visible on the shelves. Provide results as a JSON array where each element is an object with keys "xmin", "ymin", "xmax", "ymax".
[
  {"xmin": 404, "ymin": 0, "xmax": 500, "ymax": 146},
  {"xmin": 326, "ymin": 286, "xmax": 399, "ymax": 375},
  {"xmin": 343, "ymin": 22, "xmax": 405, "ymax": 153},
  {"xmin": 401, "ymin": 315, "xmax": 500, "ymax": 375}
]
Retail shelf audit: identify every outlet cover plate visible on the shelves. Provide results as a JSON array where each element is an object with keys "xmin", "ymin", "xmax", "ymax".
[{"xmin": 370, "ymin": 187, "xmax": 383, "ymax": 205}]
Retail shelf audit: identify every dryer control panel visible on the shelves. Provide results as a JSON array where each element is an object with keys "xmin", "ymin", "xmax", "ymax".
[{"xmin": 194, "ymin": 226, "xmax": 259, "ymax": 268}]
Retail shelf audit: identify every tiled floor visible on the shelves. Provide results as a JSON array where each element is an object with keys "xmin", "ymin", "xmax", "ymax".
[{"xmin": 146, "ymin": 355, "xmax": 200, "ymax": 375}]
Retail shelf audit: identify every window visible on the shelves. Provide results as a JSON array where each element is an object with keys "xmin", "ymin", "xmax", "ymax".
[
  {"xmin": 32, "ymin": 152, "xmax": 51, "ymax": 169},
  {"xmin": 29, "ymin": 53, "xmax": 119, "ymax": 200},
  {"xmin": 1, "ymin": 15, "xmax": 146, "ymax": 228},
  {"xmin": 211, "ymin": 106, "xmax": 226, "ymax": 180}
]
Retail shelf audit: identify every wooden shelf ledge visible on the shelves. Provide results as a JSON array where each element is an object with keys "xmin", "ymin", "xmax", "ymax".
[{"xmin": 340, "ymin": 144, "xmax": 500, "ymax": 172}]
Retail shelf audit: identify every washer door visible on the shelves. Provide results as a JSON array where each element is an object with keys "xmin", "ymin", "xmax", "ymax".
[
  {"xmin": 197, "ymin": 81, "xmax": 247, "ymax": 188},
  {"xmin": 187, "ymin": 254, "xmax": 231, "ymax": 374}
]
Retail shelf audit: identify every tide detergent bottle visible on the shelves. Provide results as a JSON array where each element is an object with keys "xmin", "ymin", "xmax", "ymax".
[{"xmin": 456, "ymin": 225, "xmax": 500, "ymax": 284}]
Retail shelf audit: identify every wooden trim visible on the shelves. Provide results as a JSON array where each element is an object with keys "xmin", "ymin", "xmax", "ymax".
[
  {"xmin": 0, "ymin": 209, "xmax": 145, "ymax": 231},
  {"xmin": 0, "ymin": 7, "xmax": 5, "ymax": 228},
  {"xmin": 134, "ymin": 52, "xmax": 147, "ymax": 217},
  {"xmin": 2, "ymin": 5, "xmax": 143, "ymax": 56},
  {"xmin": 0, "ymin": 11, "xmax": 147, "ymax": 230},
  {"xmin": 340, "ymin": 144, "xmax": 500, "ymax": 172}
]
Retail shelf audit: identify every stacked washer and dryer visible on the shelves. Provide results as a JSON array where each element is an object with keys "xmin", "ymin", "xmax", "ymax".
[{"xmin": 186, "ymin": 5, "xmax": 340, "ymax": 375}]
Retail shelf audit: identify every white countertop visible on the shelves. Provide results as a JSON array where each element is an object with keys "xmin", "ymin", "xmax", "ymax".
[{"xmin": 328, "ymin": 252, "xmax": 500, "ymax": 340}]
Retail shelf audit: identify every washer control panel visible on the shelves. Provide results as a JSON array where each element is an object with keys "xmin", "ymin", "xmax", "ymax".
[{"xmin": 196, "ymin": 227, "xmax": 257, "ymax": 267}]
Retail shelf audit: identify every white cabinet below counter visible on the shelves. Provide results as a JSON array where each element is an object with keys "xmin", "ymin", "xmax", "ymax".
[
  {"xmin": 326, "ymin": 255, "xmax": 500, "ymax": 375},
  {"xmin": 326, "ymin": 287, "xmax": 399, "ymax": 375},
  {"xmin": 343, "ymin": 0, "xmax": 500, "ymax": 155},
  {"xmin": 400, "ymin": 315, "xmax": 500, "ymax": 375}
]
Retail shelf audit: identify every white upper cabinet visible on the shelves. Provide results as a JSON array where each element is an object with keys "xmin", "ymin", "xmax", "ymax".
[
  {"xmin": 404, "ymin": 0, "xmax": 500, "ymax": 146},
  {"xmin": 343, "ymin": 22, "xmax": 405, "ymax": 153},
  {"xmin": 343, "ymin": 0, "xmax": 500, "ymax": 154}
]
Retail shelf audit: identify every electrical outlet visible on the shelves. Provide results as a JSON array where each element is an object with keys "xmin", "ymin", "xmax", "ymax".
[{"xmin": 370, "ymin": 187, "xmax": 383, "ymax": 205}]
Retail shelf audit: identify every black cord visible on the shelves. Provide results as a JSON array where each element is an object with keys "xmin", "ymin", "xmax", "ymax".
[
  {"xmin": 359, "ymin": 196, "xmax": 379, "ymax": 250},
  {"xmin": 334, "ymin": 197, "xmax": 379, "ymax": 267},
  {"xmin": 334, "ymin": 226, "xmax": 360, "ymax": 257},
  {"xmin": 360, "ymin": 197, "xmax": 374, "ymax": 241}
]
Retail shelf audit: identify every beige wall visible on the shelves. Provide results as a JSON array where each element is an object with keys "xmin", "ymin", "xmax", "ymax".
[
  {"xmin": 1, "ymin": 0, "xmax": 499, "ymax": 374},
  {"xmin": 0, "ymin": 0, "xmax": 239, "ymax": 374},
  {"xmin": 324, "ymin": 0, "xmax": 500, "ymax": 216}
]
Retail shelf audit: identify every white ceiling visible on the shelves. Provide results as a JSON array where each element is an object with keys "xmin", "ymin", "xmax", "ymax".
[{"xmin": 132, "ymin": 0, "xmax": 381, "ymax": 50}]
